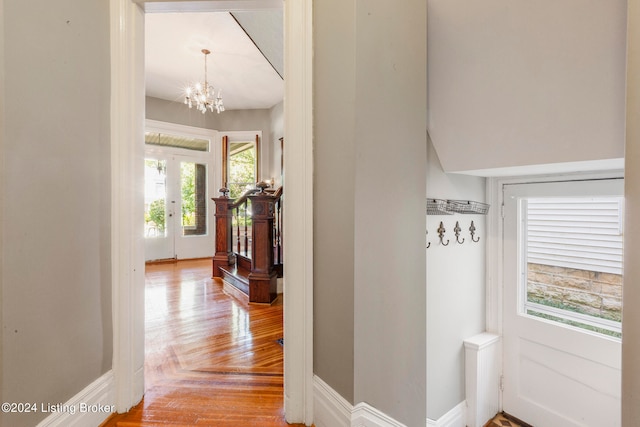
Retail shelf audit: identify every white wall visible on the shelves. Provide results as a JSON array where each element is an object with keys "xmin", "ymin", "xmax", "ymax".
[
  {"xmin": 427, "ymin": 138, "xmax": 486, "ymax": 420},
  {"xmin": 428, "ymin": 0, "xmax": 626, "ymax": 173}
]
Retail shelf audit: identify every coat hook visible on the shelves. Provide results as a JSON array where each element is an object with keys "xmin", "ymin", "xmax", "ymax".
[
  {"xmin": 426, "ymin": 229, "xmax": 431, "ymax": 249},
  {"xmin": 454, "ymin": 221, "xmax": 465, "ymax": 244},
  {"xmin": 469, "ymin": 220, "xmax": 480, "ymax": 243},
  {"xmin": 437, "ymin": 221, "xmax": 449, "ymax": 246}
]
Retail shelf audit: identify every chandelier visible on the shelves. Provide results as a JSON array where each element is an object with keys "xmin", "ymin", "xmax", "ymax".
[{"xmin": 184, "ymin": 49, "xmax": 225, "ymax": 114}]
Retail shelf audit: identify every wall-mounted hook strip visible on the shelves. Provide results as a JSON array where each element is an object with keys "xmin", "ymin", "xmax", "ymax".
[
  {"xmin": 437, "ymin": 221, "xmax": 449, "ymax": 246},
  {"xmin": 454, "ymin": 221, "xmax": 465, "ymax": 244},
  {"xmin": 426, "ymin": 229, "xmax": 431, "ymax": 249},
  {"xmin": 469, "ymin": 220, "xmax": 480, "ymax": 243}
]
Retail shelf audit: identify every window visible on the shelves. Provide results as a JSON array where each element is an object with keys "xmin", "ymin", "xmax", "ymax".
[{"xmin": 521, "ymin": 196, "xmax": 623, "ymax": 338}]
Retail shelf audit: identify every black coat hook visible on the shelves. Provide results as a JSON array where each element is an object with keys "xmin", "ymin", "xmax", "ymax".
[
  {"xmin": 454, "ymin": 221, "xmax": 465, "ymax": 244},
  {"xmin": 437, "ymin": 221, "xmax": 449, "ymax": 246},
  {"xmin": 426, "ymin": 229, "xmax": 431, "ymax": 249}
]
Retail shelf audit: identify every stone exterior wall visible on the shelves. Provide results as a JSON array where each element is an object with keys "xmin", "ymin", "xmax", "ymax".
[{"xmin": 527, "ymin": 263, "xmax": 622, "ymax": 322}]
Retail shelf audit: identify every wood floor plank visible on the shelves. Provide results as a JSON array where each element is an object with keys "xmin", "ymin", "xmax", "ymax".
[{"xmin": 101, "ymin": 259, "xmax": 308, "ymax": 427}]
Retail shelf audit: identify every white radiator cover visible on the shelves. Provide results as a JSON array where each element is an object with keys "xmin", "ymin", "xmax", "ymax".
[{"xmin": 464, "ymin": 332, "xmax": 502, "ymax": 427}]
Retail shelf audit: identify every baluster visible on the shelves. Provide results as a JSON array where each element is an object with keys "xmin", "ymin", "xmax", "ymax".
[
  {"xmin": 275, "ymin": 198, "xmax": 282, "ymax": 265},
  {"xmin": 244, "ymin": 200, "xmax": 249, "ymax": 256},
  {"xmin": 235, "ymin": 206, "xmax": 241, "ymax": 254}
]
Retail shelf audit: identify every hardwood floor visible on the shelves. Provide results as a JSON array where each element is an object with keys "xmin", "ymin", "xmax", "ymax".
[
  {"xmin": 486, "ymin": 413, "xmax": 527, "ymax": 427},
  {"xmin": 101, "ymin": 259, "xmax": 306, "ymax": 427}
]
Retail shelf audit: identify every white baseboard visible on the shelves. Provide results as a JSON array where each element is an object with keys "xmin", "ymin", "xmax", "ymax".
[
  {"xmin": 352, "ymin": 402, "xmax": 407, "ymax": 427},
  {"xmin": 426, "ymin": 401, "xmax": 467, "ymax": 427},
  {"xmin": 313, "ymin": 375, "xmax": 351, "ymax": 427},
  {"xmin": 313, "ymin": 375, "xmax": 408, "ymax": 427},
  {"xmin": 36, "ymin": 371, "xmax": 115, "ymax": 427}
]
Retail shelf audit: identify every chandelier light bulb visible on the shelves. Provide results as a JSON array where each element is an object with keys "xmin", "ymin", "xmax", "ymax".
[{"xmin": 184, "ymin": 49, "xmax": 225, "ymax": 114}]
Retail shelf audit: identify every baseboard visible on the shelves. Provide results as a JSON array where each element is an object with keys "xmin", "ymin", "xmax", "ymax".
[
  {"xmin": 35, "ymin": 371, "xmax": 115, "ymax": 427},
  {"xmin": 426, "ymin": 401, "xmax": 467, "ymax": 427},
  {"xmin": 351, "ymin": 402, "xmax": 407, "ymax": 427},
  {"xmin": 313, "ymin": 375, "xmax": 352, "ymax": 427},
  {"xmin": 313, "ymin": 375, "xmax": 408, "ymax": 427},
  {"xmin": 134, "ymin": 366, "xmax": 145, "ymax": 406}
]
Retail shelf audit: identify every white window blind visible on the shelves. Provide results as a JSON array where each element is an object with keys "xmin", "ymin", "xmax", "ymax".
[{"xmin": 526, "ymin": 197, "xmax": 624, "ymax": 275}]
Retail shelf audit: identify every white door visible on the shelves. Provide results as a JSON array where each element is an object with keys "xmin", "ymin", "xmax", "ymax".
[
  {"xmin": 502, "ymin": 178, "xmax": 623, "ymax": 427},
  {"xmin": 144, "ymin": 155, "xmax": 175, "ymax": 261},
  {"xmin": 144, "ymin": 153, "xmax": 214, "ymax": 261}
]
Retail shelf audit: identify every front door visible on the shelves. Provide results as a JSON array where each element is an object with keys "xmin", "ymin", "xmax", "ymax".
[
  {"xmin": 502, "ymin": 178, "xmax": 623, "ymax": 426},
  {"xmin": 144, "ymin": 152, "xmax": 214, "ymax": 262}
]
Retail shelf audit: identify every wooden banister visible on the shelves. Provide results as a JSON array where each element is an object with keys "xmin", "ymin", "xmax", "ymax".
[{"xmin": 212, "ymin": 185, "xmax": 283, "ymax": 304}]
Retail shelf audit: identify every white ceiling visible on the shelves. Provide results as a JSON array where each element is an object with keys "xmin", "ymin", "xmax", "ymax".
[{"xmin": 145, "ymin": 12, "xmax": 283, "ymax": 111}]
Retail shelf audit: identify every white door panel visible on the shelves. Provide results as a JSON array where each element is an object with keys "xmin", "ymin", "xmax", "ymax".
[
  {"xmin": 503, "ymin": 178, "xmax": 622, "ymax": 427},
  {"xmin": 144, "ymin": 153, "xmax": 214, "ymax": 261}
]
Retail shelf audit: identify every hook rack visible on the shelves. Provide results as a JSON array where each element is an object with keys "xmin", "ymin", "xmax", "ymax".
[
  {"xmin": 426, "ymin": 219, "xmax": 482, "ymax": 248},
  {"xmin": 426, "ymin": 198, "xmax": 490, "ymax": 216}
]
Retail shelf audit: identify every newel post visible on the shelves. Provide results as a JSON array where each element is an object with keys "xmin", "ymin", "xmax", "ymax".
[
  {"xmin": 248, "ymin": 182, "xmax": 278, "ymax": 304},
  {"xmin": 212, "ymin": 188, "xmax": 235, "ymax": 278}
]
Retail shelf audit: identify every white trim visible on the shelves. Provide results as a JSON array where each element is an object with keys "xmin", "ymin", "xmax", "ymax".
[
  {"xmin": 112, "ymin": 0, "xmax": 314, "ymax": 421},
  {"xmin": 283, "ymin": 0, "xmax": 314, "ymax": 424},
  {"xmin": 35, "ymin": 371, "xmax": 115, "ymax": 427},
  {"xmin": 110, "ymin": 0, "xmax": 146, "ymax": 413},
  {"xmin": 464, "ymin": 334, "xmax": 501, "ymax": 427},
  {"xmin": 458, "ymin": 158, "xmax": 624, "ymax": 178},
  {"xmin": 486, "ymin": 169, "xmax": 625, "ymax": 420},
  {"xmin": 352, "ymin": 402, "xmax": 407, "ymax": 427},
  {"xmin": 313, "ymin": 376, "xmax": 408, "ymax": 427},
  {"xmin": 486, "ymin": 169, "xmax": 625, "ymax": 336},
  {"xmin": 313, "ymin": 376, "xmax": 351, "ymax": 427},
  {"xmin": 139, "ymin": 0, "xmax": 283, "ymax": 13},
  {"xmin": 425, "ymin": 402, "xmax": 467, "ymax": 427}
]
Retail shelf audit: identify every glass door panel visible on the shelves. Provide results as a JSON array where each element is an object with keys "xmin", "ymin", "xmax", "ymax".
[
  {"xmin": 144, "ymin": 158, "xmax": 175, "ymax": 261},
  {"xmin": 180, "ymin": 161, "xmax": 207, "ymax": 236}
]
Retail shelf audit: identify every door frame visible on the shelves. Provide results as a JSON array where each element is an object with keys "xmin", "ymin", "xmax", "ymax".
[
  {"xmin": 485, "ymin": 169, "xmax": 625, "ymax": 411},
  {"xmin": 501, "ymin": 178, "xmax": 623, "ymax": 425},
  {"xmin": 144, "ymin": 119, "xmax": 219, "ymax": 262},
  {"xmin": 109, "ymin": 1, "xmax": 314, "ymax": 424}
]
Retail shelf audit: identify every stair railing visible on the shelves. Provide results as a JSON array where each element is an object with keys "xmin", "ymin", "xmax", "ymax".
[{"xmin": 212, "ymin": 184, "xmax": 283, "ymax": 304}]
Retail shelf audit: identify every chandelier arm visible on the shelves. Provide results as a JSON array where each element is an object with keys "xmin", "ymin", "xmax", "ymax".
[{"xmin": 184, "ymin": 48, "xmax": 223, "ymax": 114}]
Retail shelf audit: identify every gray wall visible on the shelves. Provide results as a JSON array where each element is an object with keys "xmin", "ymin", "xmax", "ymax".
[
  {"xmin": 312, "ymin": 0, "xmax": 355, "ymax": 403},
  {"xmin": 269, "ymin": 101, "xmax": 283, "ymax": 186},
  {"xmin": 426, "ymin": 139, "xmax": 486, "ymax": 419},
  {"xmin": 313, "ymin": 0, "xmax": 356, "ymax": 404},
  {"xmin": 1, "ymin": 1, "xmax": 112, "ymax": 426},
  {"xmin": 623, "ymin": 0, "xmax": 640, "ymax": 424},
  {"xmin": 428, "ymin": 0, "xmax": 627, "ymax": 173},
  {"xmin": 0, "ymin": 0, "xmax": 4, "ymax": 408},
  {"xmin": 314, "ymin": 1, "xmax": 427, "ymax": 425},
  {"xmin": 146, "ymin": 96, "xmax": 276, "ymax": 182}
]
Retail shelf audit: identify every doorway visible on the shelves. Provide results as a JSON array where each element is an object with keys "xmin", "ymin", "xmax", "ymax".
[
  {"xmin": 110, "ymin": 1, "xmax": 313, "ymax": 424},
  {"xmin": 502, "ymin": 178, "xmax": 623, "ymax": 426},
  {"xmin": 143, "ymin": 124, "xmax": 217, "ymax": 262}
]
